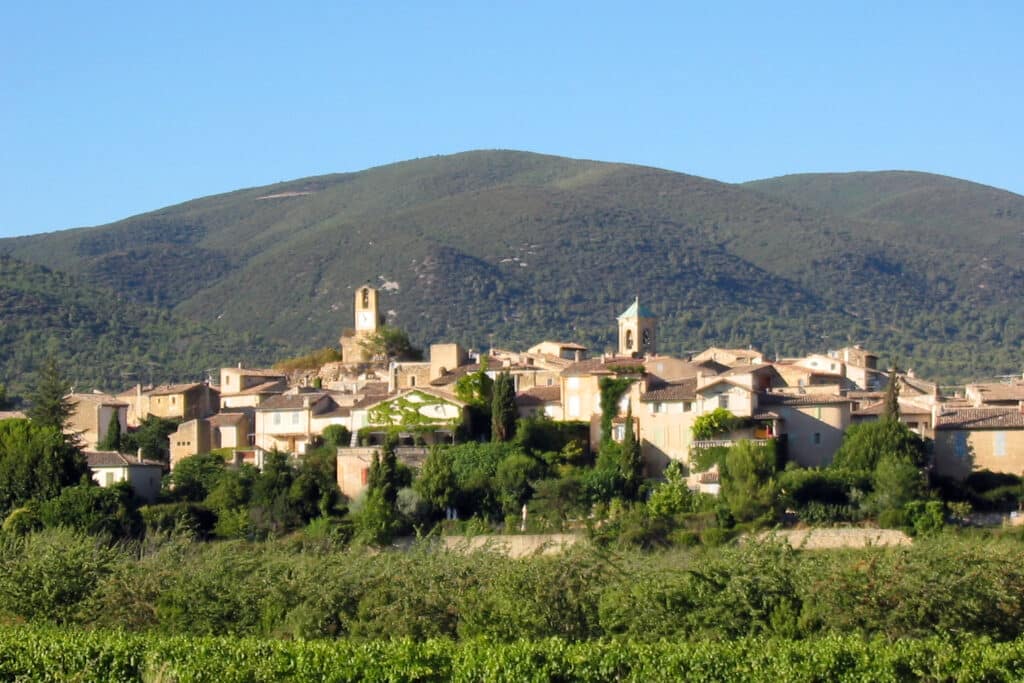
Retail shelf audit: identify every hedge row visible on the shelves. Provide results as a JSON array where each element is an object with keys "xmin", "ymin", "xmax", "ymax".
[{"xmin": 3, "ymin": 627, "xmax": 1024, "ymax": 682}]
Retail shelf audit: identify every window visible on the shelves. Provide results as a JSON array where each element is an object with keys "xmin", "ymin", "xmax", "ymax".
[
  {"xmin": 718, "ymin": 393, "xmax": 730, "ymax": 409},
  {"xmin": 613, "ymin": 424, "xmax": 625, "ymax": 441},
  {"xmin": 362, "ymin": 288, "xmax": 370, "ymax": 308},
  {"xmin": 105, "ymin": 472, "xmax": 114, "ymax": 486},
  {"xmin": 273, "ymin": 413, "xmax": 281, "ymax": 426},
  {"xmin": 625, "ymin": 329, "xmax": 633, "ymax": 350},
  {"xmin": 994, "ymin": 432, "xmax": 1007, "ymax": 457},
  {"xmin": 651, "ymin": 402, "xmax": 664, "ymax": 414},
  {"xmin": 954, "ymin": 432, "xmax": 968, "ymax": 458},
  {"xmin": 292, "ymin": 411, "xmax": 300, "ymax": 425},
  {"xmin": 409, "ymin": 375, "xmax": 416, "ymax": 387},
  {"xmin": 683, "ymin": 401, "xmax": 693, "ymax": 412},
  {"xmin": 813, "ymin": 432, "xmax": 821, "ymax": 445}
]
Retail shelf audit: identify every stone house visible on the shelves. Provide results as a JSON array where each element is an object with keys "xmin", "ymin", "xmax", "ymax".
[{"xmin": 933, "ymin": 405, "xmax": 1024, "ymax": 479}]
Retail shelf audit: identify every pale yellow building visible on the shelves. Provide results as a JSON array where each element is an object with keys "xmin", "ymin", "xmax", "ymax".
[
  {"xmin": 66, "ymin": 393, "xmax": 128, "ymax": 448},
  {"xmin": 933, "ymin": 407, "xmax": 1024, "ymax": 479}
]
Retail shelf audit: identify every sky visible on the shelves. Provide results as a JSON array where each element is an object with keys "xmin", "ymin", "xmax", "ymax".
[{"xmin": 2, "ymin": 1, "xmax": 1022, "ymax": 238}]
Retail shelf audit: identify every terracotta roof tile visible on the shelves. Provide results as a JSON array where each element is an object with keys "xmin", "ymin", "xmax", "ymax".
[
  {"xmin": 516, "ymin": 386, "xmax": 561, "ymax": 406},
  {"xmin": 935, "ymin": 408, "xmax": 1024, "ymax": 430},
  {"xmin": 757, "ymin": 393, "xmax": 853, "ymax": 407},
  {"xmin": 640, "ymin": 378, "xmax": 697, "ymax": 402}
]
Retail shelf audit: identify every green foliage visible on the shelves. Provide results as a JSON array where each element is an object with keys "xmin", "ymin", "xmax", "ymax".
[
  {"xmin": 358, "ymin": 325, "xmax": 423, "ymax": 361},
  {"xmin": 357, "ymin": 444, "xmax": 402, "ymax": 545},
  {"xmin": 691, "ymin": 408, "xmax": 739, "ymax": 440},
  {"xmin": 598, "ymin": 377, "xmax": 633, "ymax": 442},
  {"xmin": 168, "ymin": 453, "xmax": 227, "ymax": 502},
  {"xmin": 25, "ymin": 357, "xmax": 74, "ymax": 436},
  {"xmin": 37, "ymin": 482, "xmax": 140, "ymax": 537},
  {"xmin": 122, "ymin": 415, "xmax": 179, "ymax": 463},
  {"xmin": 720, "ymin": 440, "xmax": 778, "ymax": 523},
  {"xmin": 493, "ymin": 452, "xmax": 544, "ymax": 515},
  {"xmin": 831, "ymin": 419, "xmax": 927, "ymax": 472},
  {"xmin": 96, "ymin": 410, "xmax": 122, "ymax": 452},
  {"xmin": 868, "ymin": 454, "xmax": 925, "ymax": 516},
  {"xmin": 619, "ymin": 402, "xmax": 643, "ymax": 499},
  {"xmin": 0, "ymin": 528, "xmax": 118, "ymax": 624},
  {"xmin": 514, "ymin": 415, "xmax": 588, "ymax": 458},
  {"xmin": 415, "ymin": 446, "xmax": 458, "ymax": 513},
  {"xmin": 321, "ymin": 424, "xmax": 351, "ymax": 449},
  {"xmin": 647, "ymin": 462, "xmax": 697, "ymax": 519},
  {"xmin": 490, "ymin": 372, "xmax": 516, "ymax": 442},
  {"xmin": 882, "ymin": 366, "xmax": 900, "ymax": 420},
  {"xmin": 0, "ymin": 418, "xmax": 87, "ymax": 517},
  {"xmin": 690, "ymin": 444, "xmax": 729, "ymax": 473}
]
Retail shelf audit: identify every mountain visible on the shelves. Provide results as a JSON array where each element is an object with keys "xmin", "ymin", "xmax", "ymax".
[
  {"xmin": 2, "ymin": 151, "xmax": 1021, "ymax": 385},
  {"xmin": 0, "ymin": 254, "xmax": 282, "ymax": 400}
]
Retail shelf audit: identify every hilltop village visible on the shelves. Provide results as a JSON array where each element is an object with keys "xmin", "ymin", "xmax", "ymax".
[{"xmin": 49, "ymin": 284, "xmax": 1024, "ymax": 505}]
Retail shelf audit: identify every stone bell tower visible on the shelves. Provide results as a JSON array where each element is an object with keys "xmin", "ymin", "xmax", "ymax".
[
  {"xmin": 617, "ymin": 297, "xmax": 656, "ymax": 357},
  {"xmin": 340, "ymin": 284, "xmax": 380, "ymax": 362}
]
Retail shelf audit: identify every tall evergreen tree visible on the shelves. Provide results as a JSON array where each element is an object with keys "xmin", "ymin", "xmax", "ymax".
[
  {"xmin": 491, "ymin": 372, "xmax": 517, "ymax": 443},
  {"xmin": 620, "ymin": 401, "xmax": 643, "ymax": 499},
  {"xmin": 883, "ymin": 362, "xmax": 901, "ymax": 421},
  {"xmin": 358, "ymin": 440, "xmax": 401, "ymax": 545},
  {"xmin": 97, "ymin": 411, "xmax": 122, "ymax": 452},
  {"xmin": 26, "ymin": 357, "xmax": 74, "ymax": 437}
]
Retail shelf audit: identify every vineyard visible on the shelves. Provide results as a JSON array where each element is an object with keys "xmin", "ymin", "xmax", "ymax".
[{"xmin": 4, "ymin": 626, "xmax": 1024, "ymax": 682}]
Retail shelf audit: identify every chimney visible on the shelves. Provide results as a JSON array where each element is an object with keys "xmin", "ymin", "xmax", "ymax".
[
  {"xmin": 238, "ymin": 362, "xmax": 243, "ymax": 369},
  {"xmin": 137, "ymin": 447, "xmax": 143, "ymax": 464}
]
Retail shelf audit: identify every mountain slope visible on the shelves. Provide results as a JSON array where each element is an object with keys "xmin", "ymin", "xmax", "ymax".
[
  {"xmin": 2, "ymin": 151, "xmax": 1021, "ymax": 384},
  {"xmin": 0, "ymin": 255, "xmax": 282, "ymax": 398}
]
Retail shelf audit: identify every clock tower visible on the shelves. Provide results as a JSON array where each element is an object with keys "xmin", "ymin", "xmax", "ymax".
[
  {"xmin": 617, "ymin": 297, "xmax": 656, "ymax": 358},
  {"xmin": 340, "ymin": 285, "xmax": 381, "ymax": 363},
  {"xmin": 354, "ymin": 285, "xmax": 380, "ymax": 335}
]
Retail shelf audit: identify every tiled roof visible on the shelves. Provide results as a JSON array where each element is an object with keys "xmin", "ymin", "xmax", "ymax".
[
  {"xmin": 232, "ymin": 368, "xmax": 289, "ymax": 377},
  {"xmin": 68, "ymin": 392, "xmax": 128, "ymax": 406},
  {"xmin": 757, "ymin": 393, "xmax": 853, "ymax": 407},
  {"xmin": 853, "ymin": 400, "xmax": 932, "ymax": 417},
  {"xmin": 969, "ymin": 382, "xmax": 1024, "ymax": 403},
  {"xmin": 235, "ymin": 380, "xmax": 286, "ymax": 396},
  {"xmin": 935, "ymin": 408, "xmax": 1024, "ymax": 430},
  {"xmin": 85, "ymin": 450, "xmax": 163, "ymax": 468},
  {"xmin": 640, "ymin": 378, "xmax": 697, "ymax": 402},
  {"xmin": 751, "ymin": 409, "xmax": 781, "ymax": 420},
  {"xmin": 257, "ymin": 392, "xmax": 329, "ymax": 411},
  {"xmin": 516, "ymin": 386, "xmax": 562, "ymax": 406},
  {"xmin": 430, "ymin": 363, "xmax": 480, "ymax": 386},
  {"xmin": 208, "ymin": 412, "xmax": 247, "ymax": 426},
  {"xmin": 148, "ymin": 382, "xmax": 207, "ymax": 397},
  {"xmin": 561, "ymin": 357, "xmax": 645, "ymax": 377},
  {"xmin": 723, "ymin": 363, "xmax": 775, "ymax": 376},
  {"xmin": 696, "ymin": 377, "xmax": 753, "ymax": 393}
]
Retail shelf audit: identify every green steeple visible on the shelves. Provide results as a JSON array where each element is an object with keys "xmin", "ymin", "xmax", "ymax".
[{"xmin": 618, "ymin": 297, "xmax": 655, "ymax": 320}]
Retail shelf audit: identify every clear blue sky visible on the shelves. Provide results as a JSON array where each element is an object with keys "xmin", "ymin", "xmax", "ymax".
[{"xmin": 2, "ymin": 1, "xmax": 1022, "ymax": 238}]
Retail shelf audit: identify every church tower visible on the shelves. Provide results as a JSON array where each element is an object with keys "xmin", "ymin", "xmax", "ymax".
[
  {"xmin": 340, "ymin": 284, "xmax": 380, "ymax": 362},
  {"xmin": 617, "ymin": 297, "xmax": 656, "ymax": 357},
  {"xmin": 353, "ymin": 285, "xmax": 380, "ymax": 336}
]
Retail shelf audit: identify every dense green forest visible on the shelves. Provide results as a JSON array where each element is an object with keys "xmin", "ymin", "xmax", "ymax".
[
  {"xmin": 0, "ymin": 255, "xmax": 281, "ymax": 399},
  {"xmin": 1, "ymin": 151, "xmax": 1021, "ymax": 387}
]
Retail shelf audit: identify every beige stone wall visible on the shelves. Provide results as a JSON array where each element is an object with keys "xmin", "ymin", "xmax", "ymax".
[
  {"xmin": 170, "ymin": 419, "xmax": 211, "ymax": 469},
  {"xmin": 637, "ymin": 403, "xmax": 697, "ymax": 476},
  {"xmin": 393, "ymin": 363, "xmax": 431, "ymax": 390},
  {"xmin": 777, "ymin": 404, "xmax": 850, "ymax": 468},
  {"xmin": 429, "ymin": 344, "xmax": 467, "ymax": 380},
  {"xmin": 934, "ymin": 429, "xmax": 1024, "ymax": 479}
]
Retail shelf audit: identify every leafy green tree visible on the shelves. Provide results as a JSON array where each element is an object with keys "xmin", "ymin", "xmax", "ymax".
[
  {"xmin": 169, "ymin": 453, "xmax": 226, "ymax": 502},
  {"xmin": 25, "ymin": 357, "xmax": 74, "ymax": 436},
  {"xmin": 491, "ymin": 372, "xmax": 516, "ymax": 442},
  {"xmin": 121, "ymin": 415, "xmax": 180, "ymax": 462},
  {"xmin": 358, "ymin": 326, "xmax": 423, "ymax": 361},
  {"xmin": 869, "ymin": 454, "xmax": 925, "ymax": 517},
  {"xmin": 455, "ymin": 358, "xmax": 493, "ymax": 441},
  {"xmin": 647, "ymin": 462, "xmax": 696, "ymax": 519},
  {"xmin": 415, "ymin": 446, "xmax": 458, "ymax": 514},
  {"xmin": 321, "ymin": 424, "xmax": 351, "ymax": 449},
  {"xmin": 0, "ymin": 418, "xmax": 86, "ymax": 516},
  {"xmin": 37, "ymin": 482, "xmax": 140, "ymax": 538},
  {"xmin": 720, "ymin": 440, "xmax": 779, "ymax": 523},
  {"xmin": 97, "ymin": 411, "xmax": 122, "ymax": 452},
  {"xmin": 691, "ymin": 408, "xmax": 739, "ymax": 440},
  {"xmin": 831, "ymin": 420, "xmax": 927, "ymax": 472},
  {"xmin": 494, "ymin": 452, "xmax": 543, "ymax": 515},
  {"xmin": 357, "ymin": 443, "xmax": 402, "ymax": 545}
]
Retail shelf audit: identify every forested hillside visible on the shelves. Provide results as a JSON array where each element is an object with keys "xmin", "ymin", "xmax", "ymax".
[
  {"xmin": 2, "ymin": 151, "xmax": 1021, "ymax": 385},
  {"xmin": 0, "ymin": 255, "xmax": 281, "ymax": 399}
]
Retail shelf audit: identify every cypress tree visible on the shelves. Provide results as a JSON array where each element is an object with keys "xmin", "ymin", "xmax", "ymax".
[
  {"xmin": 620, "ymin": 401, "xmax": 643, "ymax": 498},
  {"xmin": 491, "ymin": 372, "xmax": 517, "ymax": 442},
  {"xmin": 97, "ymin": 411, "xmax": 122, "ymax": 452},
  {"xmin": 882, "ymin": 362, "xmax": 901, "ymax": 421},
  {"xmin": 26, "ymin": 357, "xmax": 75, "ymax": 441}
]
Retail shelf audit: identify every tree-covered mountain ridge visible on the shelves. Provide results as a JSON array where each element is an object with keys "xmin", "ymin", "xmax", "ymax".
[{"xmin": 1, "ymin": 150, "xmax": 1021, "ymax": 385}]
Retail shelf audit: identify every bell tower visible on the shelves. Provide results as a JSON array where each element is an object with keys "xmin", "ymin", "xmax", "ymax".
[
  {"xmin": 354, "ymin": 285, "xmax": 380, "ymax": 335},
  {"xmin": 617, "ymin": 297, "xmax": 656, "ymax": 357}
]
